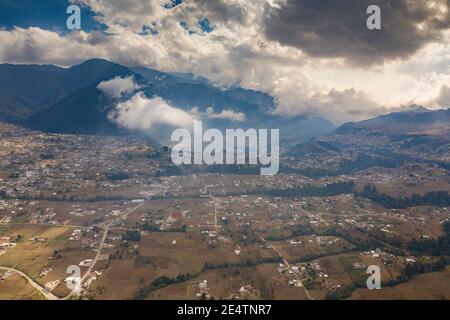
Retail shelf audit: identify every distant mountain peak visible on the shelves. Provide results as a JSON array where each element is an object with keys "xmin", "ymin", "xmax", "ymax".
[
  {"xmin": 75, "ymin": 58, "xmax": 117, "ymax": 66},
  {"xmin": 335, "ymin": 107, "xmax": 450, "ymax": 135}
]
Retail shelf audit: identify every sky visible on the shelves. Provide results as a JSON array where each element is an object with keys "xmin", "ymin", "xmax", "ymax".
[{"xmin": 0, "ymin": 0, "xmax": 450, "ymax": 124}]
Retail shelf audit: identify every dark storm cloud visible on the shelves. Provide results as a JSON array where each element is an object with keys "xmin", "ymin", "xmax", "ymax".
[{"xmin": 264, "ymin": 0, "xmax": 450, "ymax": 65}]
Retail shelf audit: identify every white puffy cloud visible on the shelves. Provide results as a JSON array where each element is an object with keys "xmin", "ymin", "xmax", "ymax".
[
  {"xmin": 98, "ymin": 76, "xmax": 197, "ymax": 132},
  {"xmin": 71, "ymin": 0, "xmax": 168, "ymax": 33},
  {"xmin": 206, "ymin": 107, "xmax": 246, "ymax": 122},
  {"xmin": 97, "ymin": 76, "xmax": 142, "ymax": 98},
  {"xmin": 430, "ymin": 85, "xmax": 450, "ymax": 109},
  {"xmin": 0, "ymin": 27, "xmax": 101, "ymax": 65},
  {"xmin": 110, "ymin": 93, "xmax": 198, "ymax": 132}
]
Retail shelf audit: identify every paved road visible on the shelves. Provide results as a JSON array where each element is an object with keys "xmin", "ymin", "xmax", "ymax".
[{"xmin": 0, "ymin": 266, "xmax": 59, "ymax": 300}]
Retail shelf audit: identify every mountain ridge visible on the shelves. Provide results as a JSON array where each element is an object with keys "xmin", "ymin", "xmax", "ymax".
[
  {"xmin": 1, "ymin": 59, "xmax": 335, "ymax": 139},
  {"xmin": 335, "ymin": 107, "xmax": 450, "ymax": 136}
]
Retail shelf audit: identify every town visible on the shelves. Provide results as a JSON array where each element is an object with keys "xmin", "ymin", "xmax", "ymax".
[{"xmin": 0, "ymin": 120, "xmax": 449, "ymax": 300}]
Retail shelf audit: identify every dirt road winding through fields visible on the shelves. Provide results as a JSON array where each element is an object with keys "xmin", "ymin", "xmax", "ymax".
[{"xmin": 0, "ymin": 266, "xmax": 59, "ymax": 300}]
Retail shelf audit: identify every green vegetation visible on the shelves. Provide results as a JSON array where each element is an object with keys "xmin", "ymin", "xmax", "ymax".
[
  {"xmin": 400, "ymin": 257, "xmax": 448, "ymax": 280},
  {"xmin": 203, "ymin": 257, "xmax": 282, "ymax": 270},
  {"xmin": 141, "ymin": 223, "xmax": 160, "ymax": 232},
  {"xmin": 132, "ymin": 256, "xmax": 282, "ymax": 300},
  {"xmin": 265, "ymin": 224, "xmax": 314, "ymax": 241},
  {"xmin": 357, "ymin": 185, "xmax": 450, "ymax": 208},
  {"xmin": 106, "ymin": 171, "xmax": 130, "ymax": 181},
  {"xmin": 133, "ymin": 274, "xmax": 197, "ymax": 300},
  {"xmin": 282, "ymin": 153, "xmax": 404, "ymax": 178},
  {"xmin": 156, "ymin": 164, "xmax": 262, "ymax": 176},
  {"xmin": 325, "ymin": 283, "xmax": 359, "ymax": 300},
  {"xmin": 326, "ymin": 257, "xmax": 449, "ymax": 300},
  {"xmin": 154, "ymin": 153, "xmax": 404, "ymax": 178},
  {"xmin": 252, "ymin": 181, "xmax": 356, "ymax": 198},
  {"xmin": 122, "ymin": 230, "xmax": 141, "ymax": 242},
  {"xmin": 321, "ymin": 228, "xmax": 380, "ymax": 251},
  {"xmin": 408, "ymin": 222, "xmax": 450, "ymax": 256}
]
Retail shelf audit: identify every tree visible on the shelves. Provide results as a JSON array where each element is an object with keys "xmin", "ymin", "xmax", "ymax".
[{"xmin": 122, "ymin": 230, "xmax": 141, "ymax": 242}]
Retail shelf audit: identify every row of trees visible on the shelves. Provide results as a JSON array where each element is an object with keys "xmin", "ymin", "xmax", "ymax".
[
  {"xmin": 254, "ymin": 181, "xmax": 356, "ymax": 198},
  {"xmin": 133, "ymin": 274, "xmax": 196, "ymax": 300},
  {"xmin": 203, "ymin": 256, "xmax": 282, "ymax": 271},
  {"xmin": 156, "ymin": 164, "xmax": 262, "ymax": 176},
  {"xmin": 132, "ymin": 256, "xmax": 283, "ymax": 300}
]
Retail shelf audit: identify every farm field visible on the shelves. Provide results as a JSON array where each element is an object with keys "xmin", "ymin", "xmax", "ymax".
[{"xmin": 351, "ymin": 266, "xmax": 450, "ymax": 300}]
